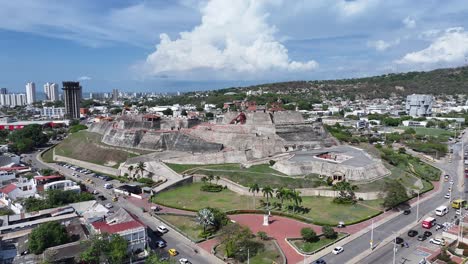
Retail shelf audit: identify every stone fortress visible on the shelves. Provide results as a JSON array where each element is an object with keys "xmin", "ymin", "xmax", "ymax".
[{"xmin": 88, "ymin": 110, "xmax": 389, "ymax": 182}]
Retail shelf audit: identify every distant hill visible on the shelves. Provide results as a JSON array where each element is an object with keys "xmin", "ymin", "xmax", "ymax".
[{"xmin": 217, "ymin": 66, "xmax": 468, "ymax": 99}]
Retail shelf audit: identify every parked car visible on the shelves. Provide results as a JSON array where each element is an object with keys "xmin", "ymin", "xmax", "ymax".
[
  {"xmin": 179, "ymin": 258, "xmax": 190, "ymax": 264},
  {"xmin": 456, "ymin": 209, "xmax": 461, "ymax": 215},
  {"xmin": 407, "ymin": 230, "xmax": 418, "ymax": 237},
  {"xmin": 168, "ymin": 249, "xmax": 178, "ymax": 256},
  {"xmin": 403, "ymin": 209, "xmax": 411, "ymax": 215},
  {"xmin": 337, "ymin": 221, "xmax": 345, "ymax": 228},
  {"xmin": 157, "ymin": 241, "xmax": 166, "ymax": 248},
  {"xmin": 314, "ymin": 259, "xmax": 326, "ymax": 264},
  {"xmin": 395, "ymin": 237, "xmax": 404, "ymax": 244},
  {"xmin": 423, "ymin": 231, "xmax": 432, "ymax": 237},
  {"xmin": 332, "ymin": 247, "xmax": 344, "ymax": 255},
  {"xmin": 104, "ymin": 203, "xmax": 113, "ymax": 209},
  {"xmin": 92, "ymin": 190, "xmax": 99, "ymax": 195},
  {"xmin": 435, "ymin": 224, "xmax": 444, "ymax": 231},
  {"xmin": 429, "ymin": 238, "xmax": 445, "ymax": 246},
  {"xmin": 98, "ymin": 195, "xmax": 106, "ymax": 201},
  {"xmin": 417, "ymin": 235, "xmax": 426, "ymax": 241},
  {"xmin": 444, "ymin": 193, "xmax": 451, "ymax": 199},
  {"xmin": 157, "ymin": 225, "xmax": 169, "ymax": 233}
]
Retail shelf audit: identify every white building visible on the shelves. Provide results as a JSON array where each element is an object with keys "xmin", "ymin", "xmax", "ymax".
[
  {"xmin": 44, "ymin": 180, "xmax": 81, "ymax": 193},
  {"xmin": 25, "ymin": 82, "xmax": 36, "ymax": 104},
  {"xmin": 0, "ymin": 94, "xmax": 27, "ymax": 107},
  {"xmin": 402, "ymin": 120, "xmax": 428, "ymax": 127},
  {"xmin": 44, "ymin": 82, "xmax": 59, "ymax": 101},
  {"xmin": 42, "ymin": 106, "xmax": 66, "ymax": 119},
  {"xmin": 406, "ymin": 94, "xmax": 433, "ymax": 117}
]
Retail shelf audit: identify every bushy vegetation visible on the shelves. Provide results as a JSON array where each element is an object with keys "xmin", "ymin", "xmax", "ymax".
[
  {"xmin": 301, "ymin": 227, "xmax": 319, "ymax": 243},
  {"xmin": 29, "ymin": 221, "xmax": 70, "ymax": 254},
  {"xmin": 80, "ymin": 233, "xmax": 129, "ymax": 264},
  {"xmin": 69, "ymin": 124, "xmax": 88, "ymax": 133},
  {"xmin": 219, "ymin": 223, "xmax": 264, "ymax": 262},
  {"xmin": 8, "ymin": 124, "xmax": 49, "ymax": 153},
  {"xmin": 24, "ymin": 189, "xmax": 94, "ymax": 212},
  {"xmin": 382, "ymin": 180, "xmax": 410, "ymax": 209}
]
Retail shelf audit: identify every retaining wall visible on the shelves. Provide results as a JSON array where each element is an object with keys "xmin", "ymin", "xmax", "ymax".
[{"xmin": 53, "ymin": 150, "xmax": 119, "ymax": 176}]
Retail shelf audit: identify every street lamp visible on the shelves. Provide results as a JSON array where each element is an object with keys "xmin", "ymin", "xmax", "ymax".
[
  {"xmin": 392, "ymin": 235, "xmax": 397, "ymax": 264},
  {"xmin": 416, "ymin": 191, "xmax": 420, "ymax": 223}
]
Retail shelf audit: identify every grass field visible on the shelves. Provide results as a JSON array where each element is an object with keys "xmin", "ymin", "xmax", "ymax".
[
  {"xmin": 405, "ymin": 127, "xmax": 455, "ymax": 137},
  {"xmin": 165, "ymin": 163, "xmax": 322, "ymax": 189},
  {"xmin": 158, "ymin": 214, "xmax": 202, "ymax": 241},
  {"xmin": 154, "ymin": 183, "xmax": 381, "ymax": 225},
  {"xmin": 41, "ymin": 148, "xmax": 54, "ymax": 163},
  {"xmin": 216, "ymin": 239, "xmax": 282, "ymax": 264},
  {"xmin": 54, "ymin": 131, "xmax": 139, "ymax": 168},
  {"xmin": 293, "ymin": 233, "xmax": 346, "ymax": 253}
]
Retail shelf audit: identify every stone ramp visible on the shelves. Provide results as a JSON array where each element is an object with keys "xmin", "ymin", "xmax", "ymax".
[
  {"xmin": 144, "ymin": 161, "xmax": 185, "ymax": 193},
  {"xmin": 272, "ymin": 111, "xmax": 304, "ymax": 124}
]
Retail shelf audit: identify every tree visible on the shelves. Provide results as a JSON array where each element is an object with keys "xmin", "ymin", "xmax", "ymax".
[
  {"xmin": 162, "ymin": 108, "xmax": 173, "ymax": 116},
  {"xmin": 289, "ymin": 190, "xmax": 303, "ymax": 212},
  {"xmin": 29, "ymin": 222, "xmax": 70, "ymax": 254},
  {"xmin": 107, "ymin": 234, "xmax": 128, "ymax": 264},
  {"xmin": 196, "ymin": 208, "xmax": 215, "ymax": 234},
  {"xmin": 275, "ymin": 187, "xmax": 288, "ymax": 208},
  {"xmin": 127, "ymin": 165, "xmax": 134, "ymax": 178},
  {"xmin": 201, "ymin": 176, "xmax": 208, "ymax": 185},
  {"xmin": 8, "ymin": 124, "xmax": 50, "ymax": 154},
  {"xmin": 207, "ymin": 174, "xmax": 215, "ymax": 185},
  {"xmin": 145, "ymin": 253, "xmax": 174, "ymax": 263},
  {"xmin": 383, "ymin": 180, "xmax": 410, "ymax": 208},
  {"xmin": 181, "ymin": 109, "xmax": 188, "ymax": 116},
  {"xmin": 215, "ymin": 175, "xmax": 220, "ymax": 185},
  {"xmin": 136, "ymin": 162, "xmax": 146, "ymax": 177},
  {"xmin": 322, "ymin": 226, "xmax": 337, "ymax": 239},
  {"xmin": 80, "ymin": 233, "xmax": 128, "ymax": 264},
  {"xmin": 249, "ymin": 183, "xmax": 260, "ymax": 209},
  {"xmin": 205, "ymin": 112, "xmax": 214, "ymax": 119},
  {"xmin": 301, "ymin": 227, "xmax": 318, "ymax": 242},
  {"xmin": 261, "ymin": 186, "xmax": 274, "ymax": 208},
  {"xmin": 332, "ymin": 181, "xmax": 357, "ymax": 204}
]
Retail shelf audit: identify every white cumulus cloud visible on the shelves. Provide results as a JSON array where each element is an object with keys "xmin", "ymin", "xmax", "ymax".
[
  {"xmin": 78, "ymin": 76, "xmax": 92, "ymax": 81},
  {"xmin": 368, "ymin": 38, "xmax": 400, "ymax": 51},
  {"xmin": 403, "ymin": 16, "xmax": 416, "ymax": 28},
  {"xmin": 397, "ymin": 27, "xmax": 468, "ymax": 64},
  {"xmin": 141, "ymin": 0, "xmax": 318, "ymax": 78}
]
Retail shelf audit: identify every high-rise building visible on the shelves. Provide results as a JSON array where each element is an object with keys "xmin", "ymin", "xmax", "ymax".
[
  {"xmin": 25, "ymin": 82, "xmax": 36, "ymax": 104},
  {"xmin": 62, "ymin": 81, "xmax": 82, "ymax": 119},
  {"xmin": 0, "ymin": 88, "xmax": 7, "ymax": 95},
  {"xmin": 112, "ymin": 89, "xmax": 119, "ymax": 102},
  {"xmin": 405, "ymin": 94, "xmax": 433, "ymax": 117},
  {"xmin": 0, "ymin": 94, "xmax": 26, "ymax": 107},
  {"xmin": 44, "ymin": 82, "xmax": 59, "ymax": 101}
]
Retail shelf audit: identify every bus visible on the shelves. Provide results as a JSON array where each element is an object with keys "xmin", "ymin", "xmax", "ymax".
[
  {"xmin": 452, "ymin": 199, "xmax": 466, "ymax": 209},
  {"xmin": 422, "ymin": 217, "xmax": 436, "ymax": 229}
]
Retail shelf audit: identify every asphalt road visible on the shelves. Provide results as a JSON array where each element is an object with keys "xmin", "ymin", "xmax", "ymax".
[
  {"xmin": 30, "ymin": 150, "xmax": 220, "ymax": 264},
  {"xmin": 318, "ymin": 133, "xmax": 467, "ymax": 264}
]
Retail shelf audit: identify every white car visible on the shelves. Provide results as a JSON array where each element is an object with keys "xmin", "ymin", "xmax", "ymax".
[
  {"xmin": 456, "ymin": 209, "xmax": 461, "ymax": 215},
  {"xmin": 332, "ymin": 246, "xmax": 344, "ymax": 255},
  {"xmin": 104, "ymin": 203, "xmax": 113, "ymax": 209},
  {"xmin": 450, "ymin": 180, "xmax": 454, "ymax": 185},
  {"xmin": 444, "ymin": 193, "xmax": 451, "ymax": 199},
  {"xmin": 157, "ymin": 225, "xmax": 169, "ymax": 233},
  {"xmin": 429, "ymin": 238, "xmax": 445, "ymax": 245},
  {"xmin": 157, "ymin": 240, "xmax": 166, "ymax": 248},
  {"xmin": 179, "ymin": 258, "xmax": 191, "ymax": 264}
]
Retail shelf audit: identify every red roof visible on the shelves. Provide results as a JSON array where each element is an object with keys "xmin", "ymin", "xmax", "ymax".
[
  {"xmin": 0, "ymin": 184, "xmax": 17, "ymax": 194},
  {"xmin": 0, "ymin": 166, "xmax": 29, "ymax": 171},
  {"xmin": 34, "ymin": 175, "xmax": 63, "ymax": 181},
  {"xmin": 92, "ymin": 220, "xmax": 144, "ymax": 234}
]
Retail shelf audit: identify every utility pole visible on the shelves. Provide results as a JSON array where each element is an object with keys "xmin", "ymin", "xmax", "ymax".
[
  {"xmin": 393, "ymin": 235, "xmax": 397, "ymax": 264},
  {"xmin": 416, "ymin": 191, "xmax": 420, "ymax": 223},
  {"xmin": 370, "ymin": 219, "xmax": 374, "ymax": 250}
]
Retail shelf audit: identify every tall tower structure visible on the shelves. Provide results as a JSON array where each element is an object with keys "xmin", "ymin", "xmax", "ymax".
[
  {"xmin": 44, "ymin": 82, "xmax": 59, "ymax": 101},
  {"xmin": 62, "ymin": 81, "xmax": 82, "ymax": 119},
  {"xmin": 25, "ymin": 82, "xmax": 36, "ymax": 104}
]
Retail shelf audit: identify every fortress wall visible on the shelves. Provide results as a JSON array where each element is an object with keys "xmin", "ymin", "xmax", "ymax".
[
  {"xmin": 117, "ymin": 120, "xmax": 161, "ymax": 130},
  {"xmin": 272, "ymin": 111, "xmax": 304, "ymax": 124},
  {"xmin": 101, "ymin": 128, "xmax": 144, "ymax": 148},
  {"xmin": 159, "ymin": 133, "xmax": 223, "ymax": 153},
  {"xmin": 246, "ymin": 112, "xmax": 273, "ymax": 125},
  {"xmin": 273, "ymin": 160, "xmax": 390, "ymax": 181},
  {"xmin": 88, "ymin": 122, "xmax": 114, "ymax": 135},
  {"xmin": 163, "ymin": 150, "xmax": 248, "ymax": 164},
  {"xmin": 136, "ymin": 132, "xmax": 163, "ymax": 150}
]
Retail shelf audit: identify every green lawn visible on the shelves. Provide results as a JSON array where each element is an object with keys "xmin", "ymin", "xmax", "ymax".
[
  {"xmin": 54, "ymin": 131, "xmax": 139, "ymax": 168},
  {"xmin": 158, "ymin": 214, "xmax": 202, "ymax": 241},
  {"xmin": 165, "ymin": 163, "xmax": 322, "ymax": 189},
  {"xmin": 293, "ymin": 233, "xmax": 346, "ymax": 254},
  {"xmin": 41, "ymin": 148, "xmax": 55, "ymax": 163},
  {"xmin": 154, "ymin": 183, "xmax": 382, "ymax": 225},
  {"xmin": 216, "ymin": 239, "xmax": 283, "ymax": 264},
  {"xmin": 404, "ymin": 127, "xmax": 455, "ymax": 137}
]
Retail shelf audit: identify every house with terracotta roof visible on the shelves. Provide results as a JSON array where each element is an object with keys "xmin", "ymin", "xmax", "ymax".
[
  {"xmin": 0, "ymin": 177, "xmax": 37, "ymax": 213},
  {"xmin": 89, "ymin": 208, "xmax": 147, "ymax": 253}
]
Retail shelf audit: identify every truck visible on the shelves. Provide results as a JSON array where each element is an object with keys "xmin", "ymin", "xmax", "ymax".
[
  {"xmin": 422, "ymin": 217, "xmax": 436, "ymax": 229},
  {"xmin": 452, "ymin": 199, "xmax": 466, "ymax": 209}
]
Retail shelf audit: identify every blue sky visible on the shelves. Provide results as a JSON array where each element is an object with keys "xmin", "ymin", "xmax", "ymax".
[{"xmin": 1, "ymin": 0, "xmax": 468, "ymax": 93}]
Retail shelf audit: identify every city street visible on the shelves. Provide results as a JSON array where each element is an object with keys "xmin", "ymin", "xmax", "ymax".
[
  {"xmin": 32, "ymin": 151, "xmax": 222, "ymax": 264},
  {"xmin": 318, "ymin": 131, "xmax": 467, "ymax": 264}
]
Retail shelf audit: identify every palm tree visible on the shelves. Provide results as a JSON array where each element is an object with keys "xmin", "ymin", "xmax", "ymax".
[
  {"xmin": 201, "ymin": 176, "xmax": 208, "ymax": 185},
  {"xmin": 249, "ymin": 183, "xmax": 260, "ymax": 209},
  {"xmin": 127, "ymin": 165, "xmax": 134, "ymax": 178},
  {"xmin": 262, "ymin": 186, "xmax": 274, "ymax": 209},
  {"xmin": 290, "ymin": 190, "xmax": 302, "ymax": 213},
  {"xmin": 207, "ymin": 174, "xmax": 215, "ymax": 185},
  {"xmin": 215, "ymin": 176, "xmax": 220, "ymax": 185},
  {"xmin": 136, "ymin": 162, "xmax": 146, "ymax": 178},
  {"xmin": 276, "ymin": 187, "xmax": 288, "ymax": 209},
  {"xmin": 196, "ymin": 208, "xmax": 215, "ymax": 234}
]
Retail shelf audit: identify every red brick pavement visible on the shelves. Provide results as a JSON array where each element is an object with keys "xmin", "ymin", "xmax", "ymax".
[{"xmin": 126, "ymin": 196, "xmax": 196, "ymax": 216}]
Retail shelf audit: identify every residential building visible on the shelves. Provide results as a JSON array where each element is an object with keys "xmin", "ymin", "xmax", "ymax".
[
  {"xmin": 44, "ymin": 180, "xmax": 81, "ymax": 193},
  {"xmin": 90, "ymin": 208, "xmax": 146, "ymax": 252},
  {"xmin": 405, "ymin": 94, "xmax": 433, "ymax": 117},
  {"xmin": 112, "ymin": 89, "xmax": 119, "ymax": 102},
  {"xmin": 0, "ymin": 88, "xmax": 7, "ymax": 95},
  {"xmin": 25, "ymin": 82, "xmax": 36, "ymax": 104},
  {"xmin": 62, "ymin": 81, "xmax": 82, "ymax": 119},
  {"xmin": 42, "ymin": 106, "xmax": 66, "ymax": 119},
  {"xmin": 44, "ymin": 82, "xmax": 59, "ymax": 101},
  {"xmin": 402, "ymin": 120, "xmax": 428, "ymax": 127},
  {"xmin": 0, "ymin": 94, "xmax": 27, "ymax": 107}
]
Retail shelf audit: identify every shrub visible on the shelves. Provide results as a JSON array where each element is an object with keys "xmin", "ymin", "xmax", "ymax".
[
  {"xmin": 301, "ymin": 227, "xmax": 319, "ymax": 243},
  {"xmin": 257, "ymin": 231, "xmax": 268, "ymax": 240},
  {"xmin": 269, "ymin": 160, "xmax": 276, "ymax": 166},
  {"xmin": 200, "ymin": 184, "xmax": 223, "ymax": 192},
  {"xmin": 322, "ymin": 226, "xmax": 337, "ymax": 239}
]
